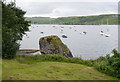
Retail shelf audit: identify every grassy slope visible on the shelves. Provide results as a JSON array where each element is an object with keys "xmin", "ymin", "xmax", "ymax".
[
  {"xmin": 0, "ymin": 59, "xmax": 2, "ymax": 81},
  {"xmin": 2, "ymin": 59, "xmax": 117, "ymax": 80},
  {"xmin": 26, "ymin": 14, "xmax": 118, "ymax": 25}
]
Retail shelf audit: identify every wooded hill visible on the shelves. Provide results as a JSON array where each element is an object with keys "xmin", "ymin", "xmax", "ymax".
[{"xmin": 26, "ymin": 14, "xmax": 119, "ymax": 25}]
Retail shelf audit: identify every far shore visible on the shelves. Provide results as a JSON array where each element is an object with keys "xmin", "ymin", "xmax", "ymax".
[{"xmin": 30, "ymin": 24, "xmax": 119, "ymax": 25}]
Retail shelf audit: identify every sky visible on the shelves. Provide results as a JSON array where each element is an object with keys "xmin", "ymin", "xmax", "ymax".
[{"xmin": 9, "ymin": 0, "xmax": 119, "ymax": 18}]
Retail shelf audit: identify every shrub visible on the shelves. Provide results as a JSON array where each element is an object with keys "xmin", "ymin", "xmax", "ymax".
[{"xmin": 94, "ymin": 49, "xmax": 120, "ymax": 78}]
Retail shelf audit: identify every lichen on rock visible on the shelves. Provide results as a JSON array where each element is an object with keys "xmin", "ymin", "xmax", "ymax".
[{"xmin": 39, "ymin": 35, "xmax": 73, "ymax": 58}]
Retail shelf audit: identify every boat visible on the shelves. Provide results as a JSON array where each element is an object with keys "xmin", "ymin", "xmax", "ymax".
[
  {"xmin": 104, "ymin": 34, "xmax": 111, "ymax": 37},
  {"xmin": 100, "ymin": 31, "xmax": 105, "ymax": 35},
  {"xmin": 100, "ymin": 32, "xmax": 105, "ymax": 35},
  {"xmin": 41, "ymin": 32, "xmax": 44, "ymax": 34},
  {"xmin": 61, "ymin": 26, "xmax": 64, "ymax": 28},
  {"xmin": 100, "ymin": 31, "xmax": 111, "ymax": 37},
  {"xmin": 83, "ymin": 31, "xmax": 87, "ymax": 34},
  {"xmin": 62, "ymin": 35, "xmax": 68, "ymax": 38}
]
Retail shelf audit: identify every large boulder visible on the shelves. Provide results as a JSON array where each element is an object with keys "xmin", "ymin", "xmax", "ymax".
[{"xmin": 39, "ymin": 35, "xmax": 73, "ymax": 58}]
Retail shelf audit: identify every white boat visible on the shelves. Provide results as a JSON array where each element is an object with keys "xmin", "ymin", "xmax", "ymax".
[
  {"xmin": 100, "ymin": 32, "xmax": 105, "ymax": 35},
  {"xmin": 100, "ymin": 31, "xmax": 111, "ymax": 37},
  {"xmin": 104, "ymin": 34, "xmax": 111, "ymax": 37}
]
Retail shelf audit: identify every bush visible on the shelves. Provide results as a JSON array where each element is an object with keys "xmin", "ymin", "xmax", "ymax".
[{"xmin": 94, "ymin": 49, "xmax": 120, "ymax": 78}]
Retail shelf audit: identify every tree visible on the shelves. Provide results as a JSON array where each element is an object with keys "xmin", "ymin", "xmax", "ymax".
[{"xmin": 2, "ymin": 2, "xmax": 30, "ymax": 59}]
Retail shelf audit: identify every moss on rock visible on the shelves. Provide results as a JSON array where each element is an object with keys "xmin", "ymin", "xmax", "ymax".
[{"xmin": 39, "ymin": 35, "xmax": 73, "ymax": 58}]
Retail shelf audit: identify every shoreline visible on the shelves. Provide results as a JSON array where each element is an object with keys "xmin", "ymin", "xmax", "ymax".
[{"xmin": 31, "ymin": 24, "xmax": 119, "ymax": 25}]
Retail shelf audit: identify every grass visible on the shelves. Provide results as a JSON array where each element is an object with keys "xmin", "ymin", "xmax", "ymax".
[
  {"xmin": 0, "ymin": 59, "xmax": 2, "ymax": 81},
  {"xmin": 2, "ymin": 55, "xmax": 118, "ymax": 80},
  {"xmin": 14, "ymin": 55, "xmax": 94, "ymax": 66}
]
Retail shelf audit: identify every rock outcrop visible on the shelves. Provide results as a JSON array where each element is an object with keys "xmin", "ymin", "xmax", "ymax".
[{"xmin": 39, "ymin": 35, "xmax": 73, "ymax": 58}]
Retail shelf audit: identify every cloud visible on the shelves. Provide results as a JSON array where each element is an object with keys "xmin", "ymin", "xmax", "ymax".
[
  {"xmin": 25, "ymin": 7, "xmax": 75, "ymax": 18},
  {"xmin": 88, "ymin": 11, "xmax": 118, "ymax": 16},
  {"xmin": 20, "ymin": 2, "xmax": 118, "ymax": 18},
  {"xmin": 51, "ymin": 7, "xmax": 75, "ymax": 16}
]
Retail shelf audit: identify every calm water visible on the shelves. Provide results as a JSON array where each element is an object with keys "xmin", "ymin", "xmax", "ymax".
[{"xmin": 20, "ymin": 24, "xmax": 118, "ymax": 59}]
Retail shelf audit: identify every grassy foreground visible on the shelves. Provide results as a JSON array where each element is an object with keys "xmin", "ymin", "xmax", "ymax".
[
  {"xmin": 2, "ymin": 57, "xmax": 117, "ymax": 80},
  {"xmin": 0, "ymin": 59, "xmax": 2, "ymax": 81}
]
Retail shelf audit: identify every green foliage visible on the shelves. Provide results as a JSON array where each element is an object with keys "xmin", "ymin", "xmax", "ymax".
[
  {"xmin": 11, "ymin": 49, "xmax": 120, "ymax": 79},
  {"xmin": 26, "ymin": 14, "xmax": 118, "ymax": 25},
  {"xmin": 2, "ymin": 2, "xmax": 30, "ymax": 59},
  {"xmin": 0, "ymin": 1, "xmax": 2, "ymax": 59},
  {"xmin": 26, "ymin": 17, "xmax": 55, "ymax": 24},
  {"xmin": 94, "ymin": 49, "xmax": 120, "ymax": 78},
  {"xmin": 15, "ymin": 54, "xmax": 94, "ymax": 67}
]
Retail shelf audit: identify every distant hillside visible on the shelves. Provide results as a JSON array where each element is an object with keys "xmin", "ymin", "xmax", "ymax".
[
  {"xmin": 26, "ymin": 17, "xmax": 55, "ymax": 24},
  {"xmin": 26, "ymin": 14, "xmax": 119, "ymax": 25}
]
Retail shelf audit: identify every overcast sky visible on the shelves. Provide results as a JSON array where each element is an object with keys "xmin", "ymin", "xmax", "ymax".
[{"xmin": 12, "ymin": 0, "xmax": 119, "ymax": 18}]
